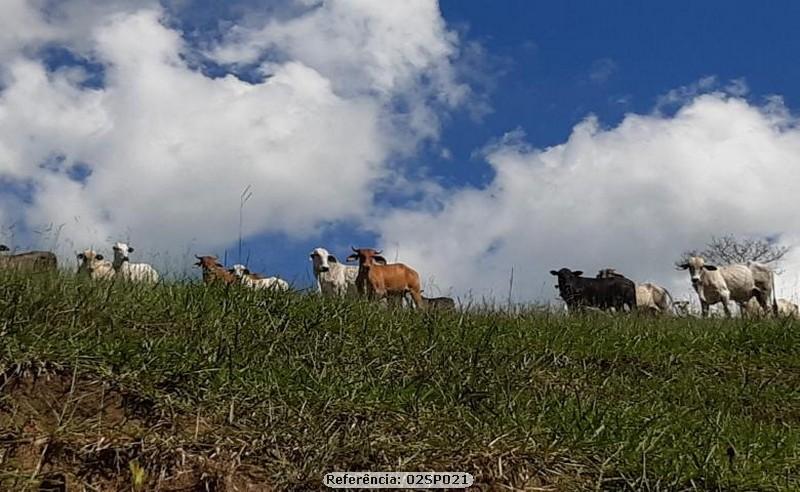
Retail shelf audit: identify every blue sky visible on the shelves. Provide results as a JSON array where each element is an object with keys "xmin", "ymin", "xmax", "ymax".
[
  {"xmin": 3, "ymin": 0, "xmax": 800, "ymax": 301},
  {"xmin": 242, "ymin": 0, "xmax": 800, "ymax": 289}
]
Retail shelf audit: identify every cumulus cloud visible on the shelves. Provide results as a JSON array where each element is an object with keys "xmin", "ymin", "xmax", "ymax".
[
  {"xmin": 374, "ymin": 89, "xmax": 800, "ymax": 302},
  {"xmin": 0, "ymin": 0, "xmax": 465, "ymax": 267}
]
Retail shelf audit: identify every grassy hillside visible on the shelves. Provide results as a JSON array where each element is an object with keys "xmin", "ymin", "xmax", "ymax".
[{"xmin": 1, "ymin": 270, "xmax": 799, "ymax": 490}]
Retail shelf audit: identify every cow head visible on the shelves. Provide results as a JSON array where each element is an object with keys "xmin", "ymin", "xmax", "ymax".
[
  {"xmin": 309, "ymin": 247, "xmax": 338, "ymax": 273},
  {"xmin": 194, "ymin": 255, "xmax": 224, "ymax": 270},
  {"xmin": 677, "ymin": 256, "xmax": 717, "ymax": 287},
  {"xmin": 549, "ymin": 268, "xmax": 583, "ymax": 301},
  {"xmin": 346, "ymin": 247, "xmax": 387, "ymax": 269},
  {"xmin": 112, "ymin": 242, "xmax": 134, "ymax": 263},
  {"xmin": 77, "ymin": 249, "xmax": 104, "ymax": 273}
]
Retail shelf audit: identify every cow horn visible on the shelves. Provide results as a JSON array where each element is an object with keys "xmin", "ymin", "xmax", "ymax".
[
  {"xmin": 375, "ymin": 249, "xmax": 383, "ymax": 255},
  {"xmin": 351, "ymin": 246, "xmax": 358, "ymax": 252}
]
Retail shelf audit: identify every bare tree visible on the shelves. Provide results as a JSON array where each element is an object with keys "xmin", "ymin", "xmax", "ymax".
[{"xmin": 677, "ymin": 234, "xmax": 790, "ymax": 267}]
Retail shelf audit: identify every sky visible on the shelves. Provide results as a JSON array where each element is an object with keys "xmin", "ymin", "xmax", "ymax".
[{"xmin": 2, "ymin": 0, "xmax": 800, "ymax": 304}]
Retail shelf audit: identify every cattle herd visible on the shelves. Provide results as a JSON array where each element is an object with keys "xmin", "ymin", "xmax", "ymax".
[{"xmin": 0, "ymin": 242, "xmax": 797, "ymax": 317}]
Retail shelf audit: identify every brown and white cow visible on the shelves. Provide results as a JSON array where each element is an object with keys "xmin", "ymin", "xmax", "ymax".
[
  {"xmin": 194, "ymin": 255, "xmax": 236, "ymax": 285},
  {"xmin": 346, "ymin": 247, "xmax": 424, "ymax": 308}
]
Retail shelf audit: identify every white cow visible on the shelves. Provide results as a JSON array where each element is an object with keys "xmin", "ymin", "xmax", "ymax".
[
  {"xmin": 778, "ymin": 299, "xmax": 800, "ymax": 318},
  {"xmin": 112, "ymin": 242, "xmax": 159, "ymax": 283},
  {"xmin": 596, "ymin": 269, "xmax": 674, "ymax": 314},
  {"xmin": 743, "ymin": 297, "xmax": 799, "ymax": 318},
  {"xmin": 229, "ymin": 264, "xmax": 289, "ymax": 291},
  {"xmin": 309, "ymin": 247, "xmax": 358, "ymax": 297},
  {"xmin": 678, "ymin": 256, "xmax": 767, "ymax": 317},
  {"xmin": 77, "ymin": 249, "xmax": 115, "ymax": 280}
]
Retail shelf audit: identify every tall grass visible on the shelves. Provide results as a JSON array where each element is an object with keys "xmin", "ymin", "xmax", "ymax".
[{"xmin": 1, "ymin": 270, "xmax": 799, "ymax": 490}]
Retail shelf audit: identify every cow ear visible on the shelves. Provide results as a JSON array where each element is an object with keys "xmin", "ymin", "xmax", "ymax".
[
  {"xmin": 549, "ymin": 270, "xmax": 558, "ymax": 276},
  {"xmin": 96, "ymin": 254, "xmax": 104, "ymax": 261},
  {"xmin": 573, "ymin": 270, "xmax": 583, "ymax": 276},
  {"xmin": 77, "ymin": 253, "xmax": 85, "ymax": 260},
  {"xmin": 677, "ymin": 263, "xmax": 690, "ymax": 270},
  {"xmin": 704, "ymin": 264, "xmax": 718, "ymax": 271},
  {"xmin": 244, "ymin": 268, "xmax": 251, "ymax": 275},
  {"xmin": 128, "ymin": 247, "xmax": 134, "ymax": 253},
  {"xmin": 328, "ymin": 255, "xmax": 338, "ymax": 263},
  {"xmin": 346, "ymin": 254, "xmax": 358, "ymax": 262},
  {"xmin": 374, "ymin": 255, "xmax": 387, "ymax": 265}
]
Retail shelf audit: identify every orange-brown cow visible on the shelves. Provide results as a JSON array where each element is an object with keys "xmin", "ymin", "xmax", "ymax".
[
  {"xmin": 194, "ymin": 255, "xmax": 236, "ymax": 285},
  {"xmin": 346, "ymin": 247, "xmax": 424, "ymax": 308}
]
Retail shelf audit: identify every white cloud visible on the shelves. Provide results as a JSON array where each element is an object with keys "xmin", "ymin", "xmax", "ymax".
[
  {"xmin": 374, "ymin": 91, "xmax": 800, "ymax": 303},
  {"xmin": 0, "ymin": 1, "xmax": 465, "ymax": 268}
]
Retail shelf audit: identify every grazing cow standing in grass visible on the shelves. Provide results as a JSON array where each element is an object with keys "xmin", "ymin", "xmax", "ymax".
[
  {"xmin": 551, "ymin": 268, "xmax": 636, "ymax": 312},
  {"xmin": 309, "ymin": 247, "xmax": 358, "ymax": 297},
  {"xmin": 678, "ymin": 256, "xmax": 767, "ymax": 317},
  {"xmin": 0, "ymin": 244, "xmax": 58, "ymax": 271},
  {"xmin": 112, "ymin": 242, "xmax": 159, "ymax": 283},
  {"xmin": 596, "ymin": 268, "xmax": 674, "ymax": 315},
  {"xmin": 423, "ymin": 296, "xmax": 456, "ymax": 310},
  {"xmin": 229, "ymin": 264, "xmax": 289, "ymax": 291},
  {"xmin": 194, "ymin": 255, "xmax": 236, "ymax": 285},
  {"xmin": 743, "ymin": 297, "xmax": 799, "ymax": 318},
  {"xmin": 346, "ymin": 247, "xmax": 424, "ymax": 308},
  {"xmin": 77, "ymin": 249, "xmax": 115, "ymax": 280}
]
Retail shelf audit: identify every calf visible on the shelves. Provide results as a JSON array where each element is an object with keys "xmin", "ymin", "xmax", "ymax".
[
  {"xmin": 551, "ymin": 268, "xmax": 636, "ymax": 312},
  {"xmin": 194, "ymin": 255, "xmax": 236, "ymax": 285},
  {"xmin": 309, "ymin": 247, "xmax": 358, "ymax": 297},
  {"xmin": 112, "ymin": 242, "xmax": 159, "ymax": 283},
  {"xmin": 77, "ymin": 249, "xmax": 115, "ymax": 280},
  {"xmin": 596, "ymin": 268, "xmax": 674, "ymax": 315},
  {"xmin": 0, "ymin": 244, "xmax": 57, "ymax": 272},
  {"xmin": 229, "ymin": 264, "xmax": 289, "ymax": 291},
  {"xmin": 346, "ymin": 247, "xmax": 423, "ymax": 308},
  {"xmin": 678, "ymin": 256, "xmax": 766, "ymax": 317}
]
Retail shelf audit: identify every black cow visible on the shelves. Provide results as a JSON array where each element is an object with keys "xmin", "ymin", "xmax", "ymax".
[{"xmin": 550, "ymin": 268, "xmax": 636, "ymax": 312}]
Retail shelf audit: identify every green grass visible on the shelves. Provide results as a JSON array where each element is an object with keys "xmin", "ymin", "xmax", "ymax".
[{"xmin": 1, "ymin": 270, "xmax": 799, "ymax": 490}]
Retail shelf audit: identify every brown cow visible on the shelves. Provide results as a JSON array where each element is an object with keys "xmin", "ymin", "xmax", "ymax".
[
  {"xmin": 0, "ymin": 244, "xmax": 58, "ymax": 272},
  {"xmin": 194, "ymin": 255, "xmax": 236, "ymax": 285},
  {"xmin": 346, "ymin": 247, "xmax": 424, "ymax": 308}
]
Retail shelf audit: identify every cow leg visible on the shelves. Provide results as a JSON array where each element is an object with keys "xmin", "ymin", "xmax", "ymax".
[
  {"xmin": 720, "ymin": 296, "xmax": 733, "ymax": 318},
  {"xmin": 700, "ymin": 301, "xmax": 710, "ymax": 318}
]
